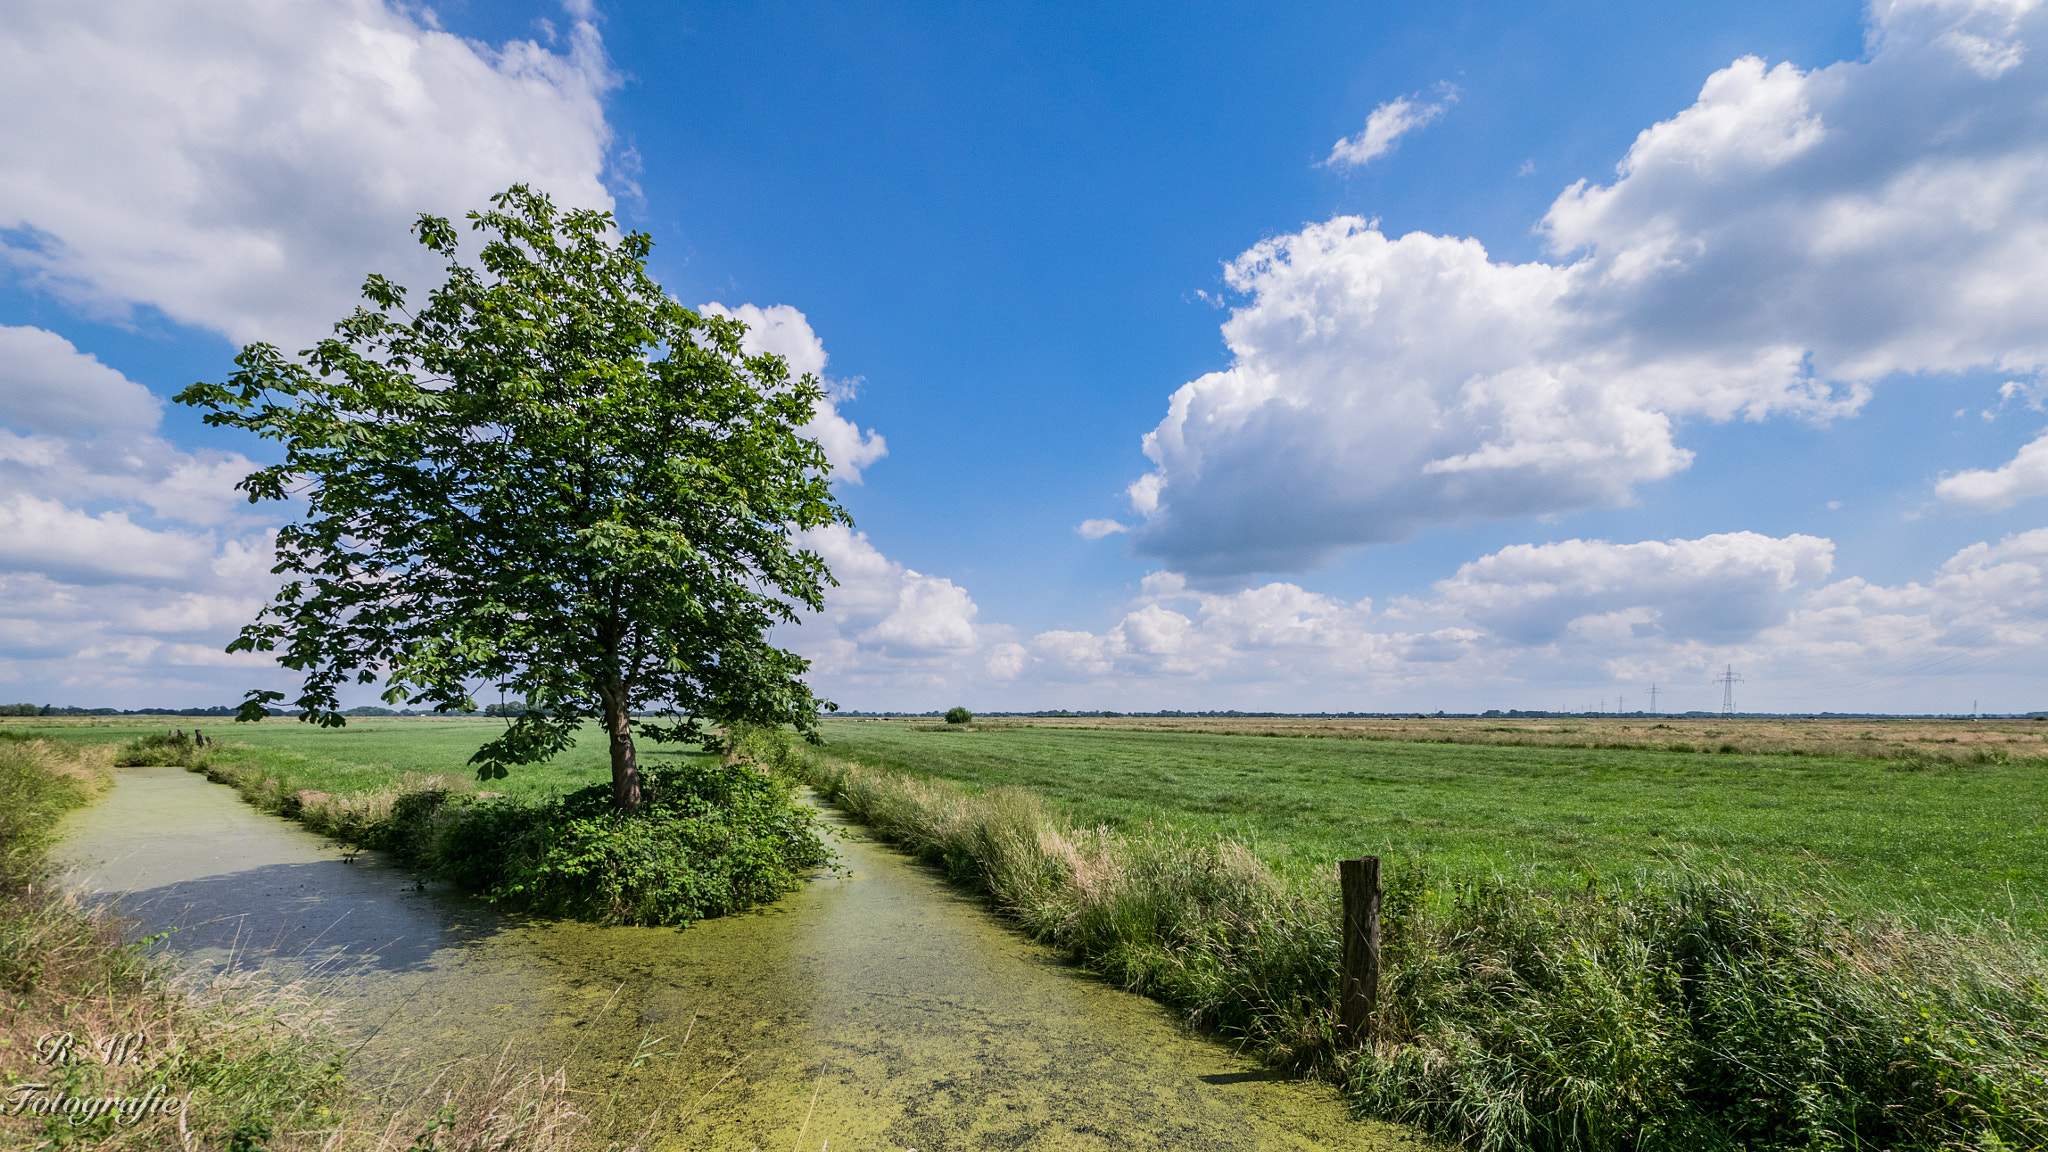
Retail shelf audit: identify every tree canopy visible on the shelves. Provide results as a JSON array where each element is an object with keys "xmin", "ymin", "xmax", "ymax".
[{"xmin": 177, "ymin": 186, "xmax": 847, "ymax": 809}]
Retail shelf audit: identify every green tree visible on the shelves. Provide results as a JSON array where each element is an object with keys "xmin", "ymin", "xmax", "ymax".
[
  {"xmin": 178, "ymin": 186, "xmax": 847, "ymax": 810},
  {"xmin": 944, "ymin": 706, "xmax": 973, "ymax": 725}
]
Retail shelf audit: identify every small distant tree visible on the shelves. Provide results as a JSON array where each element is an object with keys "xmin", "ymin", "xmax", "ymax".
[
  {"xmin": 944, "ymin": 706, "xmax": 973, "ymax": 725},
  {"xmin": 178, "ymin": 186, "xmax": 848, "ymax": 810}
]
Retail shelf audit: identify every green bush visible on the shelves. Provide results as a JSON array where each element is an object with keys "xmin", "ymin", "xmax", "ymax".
[
  {"xmin": 944, "ymin": 706, "xmax": 973, "ymax": 725},
  {"xmin": 436, "ymin": 761, "xmax": 832, "ymax": 926},
  {"xmin": 721, "ymin": 720, "xmax": 804, "ymax": 773},
  {"xmin": 114, "ymin": 730, "xmax": 211, "ymax": 768}
]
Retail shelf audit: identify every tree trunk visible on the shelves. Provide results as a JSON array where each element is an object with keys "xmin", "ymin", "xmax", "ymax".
[{"xmin": 604, "ymin": 690, "xmax": 641, "ymax": 811}]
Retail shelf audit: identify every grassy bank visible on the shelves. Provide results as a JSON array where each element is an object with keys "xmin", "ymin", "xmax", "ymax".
[
  {"xmin": 815, "ymin": 718, "xmax": 2048, "ymax": 928},
  {"xmin": 0, "ymin": 733, "xmax": 591, "ymax": 1151},
  {"xmin": 804, "ymin": 750, "xmax": 2048, "ymax": 1151}
]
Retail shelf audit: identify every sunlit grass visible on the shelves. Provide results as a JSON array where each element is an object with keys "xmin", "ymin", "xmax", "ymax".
[{"xmin": 814, "ymin": 717, "xmax": 2048, "ymax": 927}]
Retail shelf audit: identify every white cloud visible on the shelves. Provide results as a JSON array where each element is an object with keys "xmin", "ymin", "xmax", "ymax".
[
  {"xmin": 1130, "ymin": 0, "xmax": 2048, "ymax": 576},
  {"xmin": 1077, "ymin": 518, "xmax": 1128, "ymax": 539},
  {"xmin": 999, "ymin": 527, "xmax": 2048, "ymax": 711},
  {"xmin": 1126, "ymin": 223, "xmax": 1702, "ymax": 574},
  {"xmin": 782, "ymin": 525, "xmax": 992, "ymax": 690},
  {"xmin": 0, "ymin": 329, "xmax": 286, "ymax": 705},
  {"xmin": 0, "ymin": 0, "xmax": 617, "ymax": 349},
  {"xmin": 984, "ymin": 642, "xmax": 1030, "ymax": 680},
  {"xmin": 1433, "ymin": 532, "xmax": 1835, "ymax": 644},
  {"xmin": 1325, "ymin": 88, "xmax": 1457, "ymax": 169},
  {"xmin": 0, "ymin": 496, "xmax": 219, "ymax": 585},
  {"xmin": 1936, "ymin": 427, "xmax": 2048, "ymax": 507},
  {"xmin": 760, "ymin": 517, "xmax": 2048, "ymax": 711},
  {"xmin": 700, "ymin": 303, "xmax": 888, "ymax": 484},
  {"xmin": 1028, "ymin": 571, "xmax": 1386, "ymax": 683},
  {"xmin": 0, "ymin": 325, "xmax": 160, "ymax": 436}
]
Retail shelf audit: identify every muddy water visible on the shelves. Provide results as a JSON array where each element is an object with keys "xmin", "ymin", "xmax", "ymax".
[{"xmin": 59, "ymin": 768, "xmax": 1427, "ymax": 1152}]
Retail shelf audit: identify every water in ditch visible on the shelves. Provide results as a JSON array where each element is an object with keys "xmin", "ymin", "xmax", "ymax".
[{"xmin": 58, "ymin": 767, "xmax": 1430, "ymax": 1151}]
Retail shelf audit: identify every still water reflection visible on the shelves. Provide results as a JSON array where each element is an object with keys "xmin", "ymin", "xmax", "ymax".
[{"xmin": 60, "ymin": 767, "xmax": 1427, "ymax": 1151}]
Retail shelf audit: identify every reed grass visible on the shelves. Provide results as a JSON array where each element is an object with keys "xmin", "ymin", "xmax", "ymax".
[{"xmin": 805, "ymin": 752, "xmax": 2048, "ymax": 1151}]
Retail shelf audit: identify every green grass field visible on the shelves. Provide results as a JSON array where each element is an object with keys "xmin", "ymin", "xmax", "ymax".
[
  {"xmin": 813, "ymin": 719, "xmax": 2048, "ymax": 926},
  {"xmin": 0, "ymin": 715, "xmax": 704, "ymax": 801}
]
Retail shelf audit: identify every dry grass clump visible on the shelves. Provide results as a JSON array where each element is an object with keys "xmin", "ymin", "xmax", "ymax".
[
  {"xmin": 806, "ymin": 752, "xmax": 2048, "ymax": 1152},
  {"xmin": 319, "ymin": 1049, "xmax": 587, "ymax": 1152}
]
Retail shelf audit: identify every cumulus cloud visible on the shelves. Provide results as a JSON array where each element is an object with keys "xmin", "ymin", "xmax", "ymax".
[
  {"xmin": 1077, "ymin": 518, "xmax": 1129, "ymax": 539},
  {"xmin": 1936, "ymin": 428, "xmax": 2048, "ymax": 508},
  {"xmin": 768, "ymin": 520, "xmax": 2048, "ymax": 710},
  {"xmin": 699, "ymin": 303, "xmax": 888, "ymax": 484},
  {"xmin": 1027, "ymin": 571, "xmax": 1386, "ymax": 683},
  {"xmin": 1434, "ymin": 532, "xmax": 1834, "ymax": 644},
  {"xmin": 1130, "ymin": 0, "xmax": 2048, "ymax": 576},
  {"xmin": 780, "ymin": 525, "xmax": 990, "ymax": 687},
  {"xmin": 1012, "ymin": 528, "xmax": 2048, "ymax": 711},
  {"xmin": 0, "ymin": 0, "xmax": 617, "ymax": 349},
  {"xmin": 1324, "ymin": 87, "xmax": 1457, "ymax": 169},
  {"xmin": 0, "ymin": 325, "xmax": 160, "ymax": 436},
  {"xmin": 0, "ymin": 330, "xmax": 286, "ymax": 703}
]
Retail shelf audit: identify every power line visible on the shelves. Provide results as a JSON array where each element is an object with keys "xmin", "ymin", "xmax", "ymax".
[{"xmin": 1648, "ymin": 683, "xmax": 1660, "ymax": 715}]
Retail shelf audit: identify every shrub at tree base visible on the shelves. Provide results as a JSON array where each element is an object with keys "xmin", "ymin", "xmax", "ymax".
[
  {"xmin": 188, "ymin": 748, "xmax": 832, "ymax": 928},
  {"xmin": 434, "ymin": 762, "xmax": 832, "ymax": 927},
  {"xmin": 807, "ymin": 754, "xmax": 2048, "ymax": 1152}
]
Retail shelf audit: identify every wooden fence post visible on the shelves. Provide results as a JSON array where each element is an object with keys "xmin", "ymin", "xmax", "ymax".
[{"xmin": 1339, "ymin": 855, "xmax": 1381, "ymax": 1042}]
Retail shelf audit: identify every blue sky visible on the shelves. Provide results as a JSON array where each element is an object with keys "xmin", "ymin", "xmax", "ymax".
[{"xmin": 7, "ymin": 0, "xmax": 2048, "ymax": 714}]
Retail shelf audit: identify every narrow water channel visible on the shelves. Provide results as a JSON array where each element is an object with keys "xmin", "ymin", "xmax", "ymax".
[{"xmin": 59, "ymin": 768, "xmax": 1427, "ymax": 1152}]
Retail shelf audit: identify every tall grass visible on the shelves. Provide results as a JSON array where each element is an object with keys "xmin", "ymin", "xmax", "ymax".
[{"xmin": 806, "ymin": 753, "xmax": 2048, "ymax": 1151}]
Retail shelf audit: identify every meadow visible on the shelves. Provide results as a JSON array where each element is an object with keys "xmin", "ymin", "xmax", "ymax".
[
  {"xmin": 813, "ymin": 715, "xmax": 2048, "ymax": 927},
  {"xmin": 14, "ymin": 712, "xmax": 2048, "ymax": 1147},
  {"xmin": 2, "ymin": 714, "xmax": 664, "ymax": 798}
]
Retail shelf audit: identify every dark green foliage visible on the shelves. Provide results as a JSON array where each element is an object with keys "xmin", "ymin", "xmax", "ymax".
[
  {"xmin": 436, "ymin": 762, "xmax": 832, "ymax": 926},
  {"xmin": 175, "ymin": 185, "xmax": 847, "ymax": 808},
  {"xmin": 0, "ymin": 703, "xmax": 38, "ymax": 716},
  {"xmin": 944, "ymin": 707, "xmax": 973, "ymax": 725}
]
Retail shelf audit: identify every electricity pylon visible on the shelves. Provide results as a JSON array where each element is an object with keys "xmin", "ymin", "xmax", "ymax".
[{"xmin": 1715, "ymin": 665, "xmax": 1744, "ymax": 716}]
